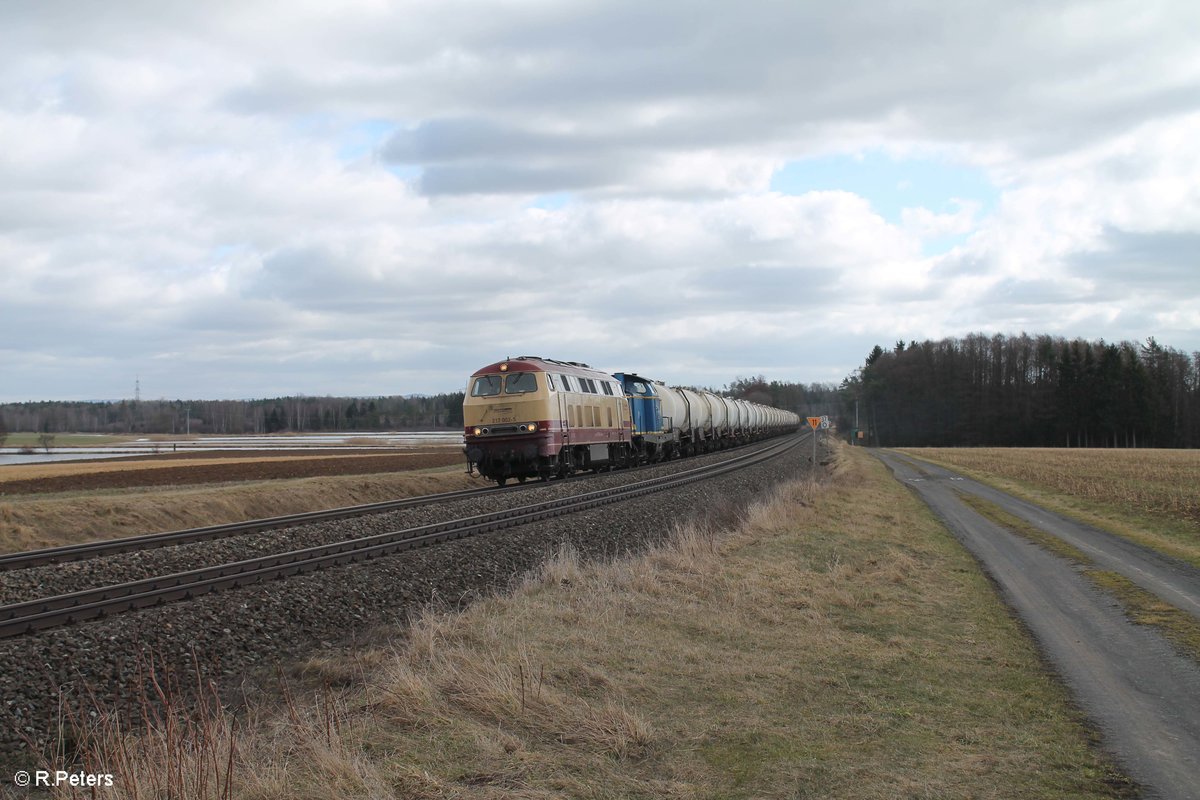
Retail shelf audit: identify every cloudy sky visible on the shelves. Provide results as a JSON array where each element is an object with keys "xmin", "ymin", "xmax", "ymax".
[{"xmin": 2, "ymin": 0, "xmax": 1198, "ymax": 402}]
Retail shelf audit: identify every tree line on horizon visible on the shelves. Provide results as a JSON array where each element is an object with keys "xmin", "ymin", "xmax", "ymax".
[
  {"xmin": 1, "ymin": 377, "xmax": 841, "ymax": 440},
  {"xmin": 4, "ymin": 334, "xmax": 1196, "ymax": 449},
  {"xmin": 0, "ymin": 393, "xmax": 468, "ymax": 437},
  {"xmin": 843, "ymin": 333, "xmax": 1199, "ymax": 448}
]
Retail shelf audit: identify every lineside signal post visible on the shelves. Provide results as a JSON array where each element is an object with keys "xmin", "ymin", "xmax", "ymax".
[{"xmin": 807, "ymin": 416, "xmax": 822, "ymax": 464}]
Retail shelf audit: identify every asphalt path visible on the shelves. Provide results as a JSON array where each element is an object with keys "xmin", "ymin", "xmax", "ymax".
[{"xmin": 875, "ymin": 450, "xmax": 1200, "ymax": 800}]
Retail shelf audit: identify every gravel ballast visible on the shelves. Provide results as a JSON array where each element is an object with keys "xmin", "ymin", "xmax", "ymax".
[{"xmin": 0, "ymin": 435, "xmax": 819, "ymax": 760}]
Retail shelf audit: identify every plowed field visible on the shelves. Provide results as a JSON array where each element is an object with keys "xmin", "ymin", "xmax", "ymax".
[{"xmin": 0, "ymin": 450, "xmax": 463, "ymax": 495}]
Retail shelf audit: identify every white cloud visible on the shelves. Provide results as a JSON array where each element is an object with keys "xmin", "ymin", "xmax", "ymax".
[{"xmin": 1, "ymin": 0, "xmax": 1198, "ymax": 401}]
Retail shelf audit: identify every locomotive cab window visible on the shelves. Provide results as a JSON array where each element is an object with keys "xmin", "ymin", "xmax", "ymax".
[
  {"xmin": 504, "ymin": 372, "xmax": 538, "ymax": 394},
  {"xmin": 471, "ymin": 375, "xmax": 502, "ymax": 397}
]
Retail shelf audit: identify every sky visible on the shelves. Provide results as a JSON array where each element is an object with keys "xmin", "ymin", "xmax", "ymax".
[{"xmin": 2, "ymin": 0, "xmax": 1199, "ymax": 402}]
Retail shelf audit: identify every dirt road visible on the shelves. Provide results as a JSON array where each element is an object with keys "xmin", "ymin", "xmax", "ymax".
[{"xmin": 876, "ymin": 450, "xmax": 1200, "ymax": 800}]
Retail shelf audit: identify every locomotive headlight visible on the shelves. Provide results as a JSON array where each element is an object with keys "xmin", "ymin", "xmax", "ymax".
[{"xmin": 472, "ymin": 427, "xmax": 482, "ymax": 436}]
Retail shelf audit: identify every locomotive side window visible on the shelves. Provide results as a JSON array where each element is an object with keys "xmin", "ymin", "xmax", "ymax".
[
  {"xmin": 601, "ymin": 383, "xmax": 614, "ymax": 396},
  {"xmin": 504, "ymin": 372, "xmax": 538, "ymax": 394},
  {"xmin": 557, "ymin": 374, "xmax": 574, "ymax": 392},
  {"xmin": 471, "ymin": 375, "xmax": 502, "ymax": 397}
]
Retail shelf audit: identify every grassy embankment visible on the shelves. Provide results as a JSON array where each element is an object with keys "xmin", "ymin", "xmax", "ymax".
[
  {"xmin": 60, "ymin": 443, "xmax": 1132, "ymax": 799},
  {"xmin": 0, "ymin": 466, "xmax": 483, "ymax": 553}
]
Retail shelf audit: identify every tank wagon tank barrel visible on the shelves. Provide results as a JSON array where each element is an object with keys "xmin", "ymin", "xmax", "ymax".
[{"xmin": 463, "ymin": 356, "xmax": 801, "ymax": 486}]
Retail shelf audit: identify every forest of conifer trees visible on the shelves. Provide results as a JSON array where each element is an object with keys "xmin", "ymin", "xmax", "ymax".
[
  {"xmin": 0, "ymin": 393, "xmax": 467, "ymax": 436},
  {"xmin": 842, "ymin": 334, "xmax": 1199, "ymax": 448}
]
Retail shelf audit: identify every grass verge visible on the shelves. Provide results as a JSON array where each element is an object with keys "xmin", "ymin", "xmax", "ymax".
[
  {"xmin": 0, "ymin": 468, "xmax": 482, "ymax": 553},
  {"xmin": 959, "ymin": 492, "xmax": 1200, "ymax": 666},
  {"xmin": 53, "ymin": 444, "xmax": 1134, "ymax": 798}
]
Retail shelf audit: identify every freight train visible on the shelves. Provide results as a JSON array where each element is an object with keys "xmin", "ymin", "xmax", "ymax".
[{"xmin": 462, "ymin": 356, "xmax": 800, "ymax": 486}]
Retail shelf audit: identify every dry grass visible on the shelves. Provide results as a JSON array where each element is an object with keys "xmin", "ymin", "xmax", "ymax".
[
  {"xmin": 0, "ymin": 469, "xmax": 482, "ymax": 553},
  {"xmin": 1, "ymin": 433, "xmax": 139, "ymax": 448},
  {"xmin": 51, "ymin": 444, "xmax": 1133, "ymax": 799},
  {"xmin": 904, "ymin": 447, "xmax": 1200, "ymax": 566},
  {"xmin": 0, "ymin": 452, "xmax": 450, "ymax": 484}
]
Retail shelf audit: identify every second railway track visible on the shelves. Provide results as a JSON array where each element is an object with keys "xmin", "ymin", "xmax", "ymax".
[
  {"xmin": 0, "ymin": 433, "xmax": 805, "ymax": 639},
  {"xmin": 0, "ymin": 435, "xmax": 801, "ymax": 573}
]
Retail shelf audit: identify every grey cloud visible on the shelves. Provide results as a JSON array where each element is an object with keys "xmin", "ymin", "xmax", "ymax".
[
  {"xmin": 1068, "ymin": 228, "xmax": 1200, "ymax": 285},
  {"xmin": 418, "ymin": 163, "xmax": 616, "ymax": 195},
  {"xmin": 986, "ymin": 278, "xmax": 1091, "ymax": 307},
  {"xmin": 4, "ymin": 0, "xmax": 1200, "ymax": 401},
  {"xmin": 687, "ymin": 265, "xmax": 843, "ymax": 309},
  {"xmin": 382, "ymin": 118, "xmax": 593, "ymax": 163}
]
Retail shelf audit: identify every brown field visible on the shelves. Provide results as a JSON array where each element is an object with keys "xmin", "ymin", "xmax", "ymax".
[
  {"xmin": 0, "ymin": 450, "xmax": 483, "ymax": 553},
  {"xmin": 63, "ymin": 444, "xmax": 1131, "ymax": 799},
  {"xmin": 0, "ymin": 450, "xmax": 463, "ymax": 495},
  {"xmin": 901, "ymin": 447, "xmax": 1200, "ymax": 565}
]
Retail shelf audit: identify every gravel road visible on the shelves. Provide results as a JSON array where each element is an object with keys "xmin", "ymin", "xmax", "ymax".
[{"xmin": 876, "ymin": 450, "xmax": 1200, "ymax": 800}]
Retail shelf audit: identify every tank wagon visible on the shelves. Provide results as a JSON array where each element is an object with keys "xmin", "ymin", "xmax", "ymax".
[{"xmin": 463, "ymin": 356, "xmax": 800, "ymax": 486}]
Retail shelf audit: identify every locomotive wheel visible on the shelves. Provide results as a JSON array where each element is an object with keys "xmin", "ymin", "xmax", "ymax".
[{"xmin": 496, "ymin": 476, "xmax": 507, "ymax": 487}]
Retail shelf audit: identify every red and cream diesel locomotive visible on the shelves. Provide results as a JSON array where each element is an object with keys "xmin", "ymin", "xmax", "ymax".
[{"xmin": 463, "ymin": 356, "xmax": 800, "ymax": 486}]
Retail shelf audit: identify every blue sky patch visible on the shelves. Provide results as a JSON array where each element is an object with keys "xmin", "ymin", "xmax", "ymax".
[
  {"xmin": 770, "ymin": 151, "xmax": 999, "ymax": 225},
  {"xmin": 337, "ymin": 119, "xmax": 401, "ymax": 162},
  {"xmin": 530, "ymin": 192, "xmax": 573, "ymax": 210}
]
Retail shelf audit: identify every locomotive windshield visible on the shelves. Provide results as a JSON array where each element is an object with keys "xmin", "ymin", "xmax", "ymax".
[
  {"xmin": 504, "ymin": 372, "xmax": 538, "ymax": 394},
  {"xmin": 471, "ymin": 375, "xmax": 502, "ymax": 397}
]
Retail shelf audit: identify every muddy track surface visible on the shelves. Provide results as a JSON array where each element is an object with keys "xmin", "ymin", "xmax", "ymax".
[
  {"xmin": 0, "ymin": 452, "xmax": 463, "ymax": 495},
  {"xmin": 877, "ymin": 450, "xmax": 1200, "ymax": 800}
]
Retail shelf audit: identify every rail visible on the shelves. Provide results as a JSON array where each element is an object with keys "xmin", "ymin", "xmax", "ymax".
[{"xmin": 0, "ymin": 433, "xmax": 803, "ymax": 638}]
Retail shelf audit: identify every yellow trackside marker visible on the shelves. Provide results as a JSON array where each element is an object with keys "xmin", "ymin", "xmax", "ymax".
[{"xmin": 807, "ymin": 417, "xmax": 822, "ymax": 464}]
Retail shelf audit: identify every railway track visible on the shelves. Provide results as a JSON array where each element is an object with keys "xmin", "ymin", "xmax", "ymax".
[
  {"xmin": 0, "ymin": 433, "xmax": 804, "ymax": 639},
  {"xmin": 0, "ymin": 434, "xmax": 798, "ymax": 572},
  {"xmin": 0, "ymin": 484, "xmax": 514, "ymax": 572}
]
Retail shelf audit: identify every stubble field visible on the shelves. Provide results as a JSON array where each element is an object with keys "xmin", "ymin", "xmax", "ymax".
[
  {"xmin": 899, "ymin": 447, "xmax": 1200, "ymax": 566},
  {"xmin": 0, "ymin": 449, "xmax": 478, "ymax": 553}
]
